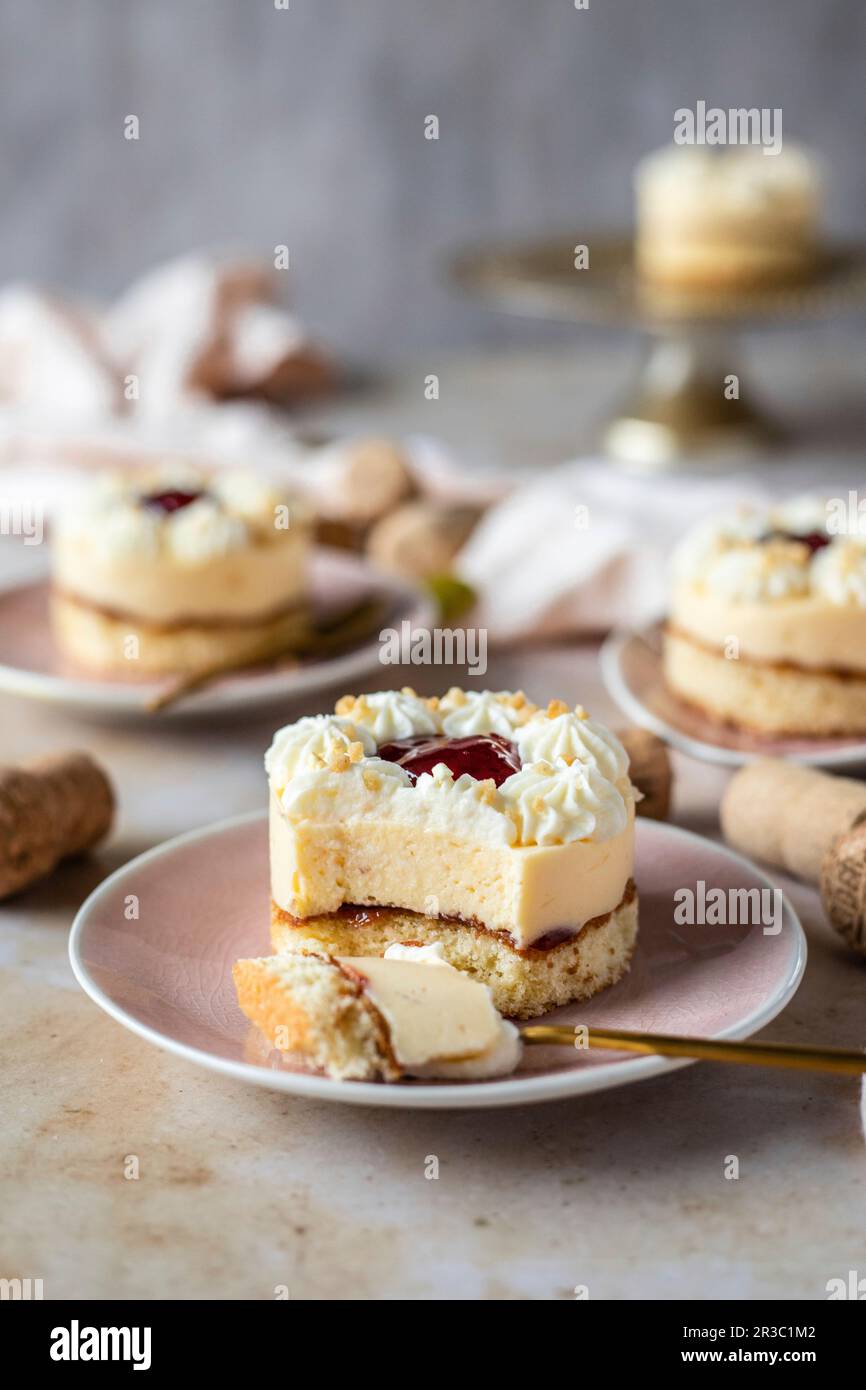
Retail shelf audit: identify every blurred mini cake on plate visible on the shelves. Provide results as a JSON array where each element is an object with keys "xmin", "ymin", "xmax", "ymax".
[
  {"xmin": 233, "ymin": 942, "xmax": 521, "ymax": 1083},
  {"xmin": 634, "ymin": 144, "xmax": 821, "ymax": 291},
  {"xmin": 664, "ymin": 497, "xmax": 866, "ymax": 735},
  {"xmin": 52, "ymin": 469, "xmax": 310, "ymax": 676},
  {"xmin": 265, "ymin": 687, "xmax": 638, "ymax": 1018}
]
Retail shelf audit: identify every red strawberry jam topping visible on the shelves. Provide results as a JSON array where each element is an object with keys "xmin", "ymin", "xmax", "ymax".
[
  {"xmin": 141, "ymin": 488, "xmax": 204, "ymax": 515},
  {"xmin": 377, "ymin": 732, "xmax": 521, "ymax": 786},
  {"xmin": 762, "ymin": 529, "xmax": 830, "ymax": 556}
]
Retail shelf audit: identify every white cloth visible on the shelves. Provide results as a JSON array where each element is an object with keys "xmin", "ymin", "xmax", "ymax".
[
  {"xmin": 0, "ymin": 252, "xmax": 331, "ymax": 515},
  {"xmin": 457, "ymin": 461, "xmax": 784, "ymax": 640},
  {"xmin": 102, "ymin": 256, "xmax": 313, "ymax": 418},
  {"xmin": 0, "ymin": 251, "xmax": 498, "ymax": 525},
  {"xmin": 0, "ymin": 254, "xmax": 321, "ymax": 430}
]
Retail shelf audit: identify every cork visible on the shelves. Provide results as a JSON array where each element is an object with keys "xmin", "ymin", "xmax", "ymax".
[
  {"xmin": 820, "ymin": 821, "xmax": 866, "ymax": 955},
  {"xmin": 317, "ymin": 439, "xmax": 416, "ymax": 526},
  {"xmin": 720, "ymin": 759, "xmax": 866, "ymax": 884},
  {"xmin": 618, "ymin": 727, "xmax": 673, "ymax": 822},
  {"xmin": 0, "ymin": 751, "xmax": 115, "ymax": 899},
  {"xmin": 366, "ymin": 500, "xmax": 481, "ymax": 580},
  {"xmin": 721, "ymin": 758, "xmax": 866, "ymax": 957}
]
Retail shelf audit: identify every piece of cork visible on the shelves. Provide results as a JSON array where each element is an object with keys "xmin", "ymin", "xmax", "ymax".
[
  {"xmin": 317, "ymin": 439, "xmax": 416, "ymax": 526},
  {"xmin": 0, "ymin": 751, "xmax": 115, "ymax": 899},
  {"xmin": 366, "ymin": 500, "xmax": 481, "ymax": 580},
  {"xmin": 720, "ymin": 759, "xmax": 866, "ymax": 884},
  {"xmin": 721, "ymin": 758, "xmax": 866, "ymax": 956},
  {"xmin": 618, "ymin": 727, "xmax": 673, "ymax": 822},
  {"xmin": 820, "ymin": 820, "xmax": 866, "ymax": 956}
]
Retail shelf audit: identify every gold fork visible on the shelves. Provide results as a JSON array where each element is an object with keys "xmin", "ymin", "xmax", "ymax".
[{"xmin": 521, "ymin": 1025, "xmax": 866, "ymax": 1076}]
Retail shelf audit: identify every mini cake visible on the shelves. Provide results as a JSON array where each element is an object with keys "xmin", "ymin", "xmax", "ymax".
[
  {"xmin": 634, "ymin": 144, "xmax": 820, "ymax": 291},
  {"xmin": 52, "ymin": 469, "xmax": 310, "ymax": 676},
  {"xmin": 664, "ymin": 497, "xmax": 866, "ymax": 736},
  {"xmin": 266, "ymin": 687, "xmax": 638, "ymax": 1018},
  {"xmin": 233, "ymin": 942, "xmax": 522, "ymax": 1082}
]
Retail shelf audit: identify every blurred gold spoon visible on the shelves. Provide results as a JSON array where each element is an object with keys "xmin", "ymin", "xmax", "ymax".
[{"xmin": 145, "ymin": 596, "xmax": 388, "ymax": 713}]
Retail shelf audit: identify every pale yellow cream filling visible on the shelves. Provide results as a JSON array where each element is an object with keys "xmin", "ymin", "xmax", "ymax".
[
  {"xmin": 269, "ymin": 790, "xmax": 634, "ymax": 950},
  {"xmin": 54, "ymin": 530, "xmax": 308, "ymax": 623},
  {"xmin": 343, "ymin": 955, "xmax": 502, "ymax": 1066},
  {"xmin": 670, "ymin": 583, "xmax": 866, "ymax": 674}
]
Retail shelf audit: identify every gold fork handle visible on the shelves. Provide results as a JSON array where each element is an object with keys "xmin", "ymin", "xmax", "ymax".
[{"xmin": 520, "ymin": 1025, "xmax": 866, "ymax": 1076}]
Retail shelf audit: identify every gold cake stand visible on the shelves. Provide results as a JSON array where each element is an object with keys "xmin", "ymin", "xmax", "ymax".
[{"xmin": 452, "ymin": 234, "xmax": 866, "ymax": 471}]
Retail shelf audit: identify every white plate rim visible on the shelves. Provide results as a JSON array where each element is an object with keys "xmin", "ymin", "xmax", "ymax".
[
  {"xmin": 0, "ymin": 552, "xmax": 437, "ymax": 718},
  {"xmin": 69, "ymin": 810, "xmax": 808, "ymax": 1111},
  {"xmin": 600, "ymin": 624, "xmax": 866, "ymax": 770}
]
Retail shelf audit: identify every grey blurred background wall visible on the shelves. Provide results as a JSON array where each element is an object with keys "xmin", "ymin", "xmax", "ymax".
[{"xmin": 2, "ymin": 0, "xmax": 864, "ymax": 360}]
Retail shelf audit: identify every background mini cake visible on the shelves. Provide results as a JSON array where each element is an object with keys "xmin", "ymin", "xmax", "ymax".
[
  {"xmin": 265, "ymin": 688, "xmax": 638, "ymax": 1019},
  {"xmin": 634, "ymin": 143, "xmax": 821, "ymax": 292},
  {"xmin": 52, "ymin": 469, "xmax": 311, "ymax": 676},
  {"xmin": 664, "ymin": 496, "xmax": 866, "ymax": 735}
]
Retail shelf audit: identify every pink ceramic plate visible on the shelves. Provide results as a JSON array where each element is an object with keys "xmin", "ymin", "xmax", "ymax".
[
  {"xmin": 0, "ymin": 549, "xmax": 435, "ymax": 719},
  {"xmin": 69, "ymin": 814, "xmax": 806, "ymax": 1110},
  {"xmin": 601, "ymin": 623, "xmax": 866, "ymax": 770}
]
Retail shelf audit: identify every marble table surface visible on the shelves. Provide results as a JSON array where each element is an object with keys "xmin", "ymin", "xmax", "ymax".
[{"xmin": 2, "ymin": 344, "xmax": 866, "ymax": 1301}]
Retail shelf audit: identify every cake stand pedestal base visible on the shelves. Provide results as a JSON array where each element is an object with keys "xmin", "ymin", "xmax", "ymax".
[{"xmin": 602, "ymin": 329, "xmax": 782, "ymax": 472}]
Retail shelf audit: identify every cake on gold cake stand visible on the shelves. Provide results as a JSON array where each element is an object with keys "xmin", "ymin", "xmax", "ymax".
[{"xmin": 452, "ymin": 234, "xmax": 866, "ymax": 471}]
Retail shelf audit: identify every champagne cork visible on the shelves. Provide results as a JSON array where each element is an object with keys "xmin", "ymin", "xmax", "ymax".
[
  {"xmin": 316, "ymin": 439, "xmax": 416, "ymax": 526},
  {"xmin": 618, "ymin": 727, "xmax": 673, "ymax": 822},
  {"xmin": 720, "ymin": 760, "xmax": 866, "ymax": 883},
  {"xmin": 820, "ymin": 821, "xmax": 866, "ymax": 955},
  {"xmin": 721, "ymin": 758, "xmax": 866, "ymax": 956},
  {"xmin": 366, "ymin": 501, "xmax": 481, "ymax": 580},
  {"xmin": 0, "ymin": 751, "xmax": 115, "ymax": 899}
]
